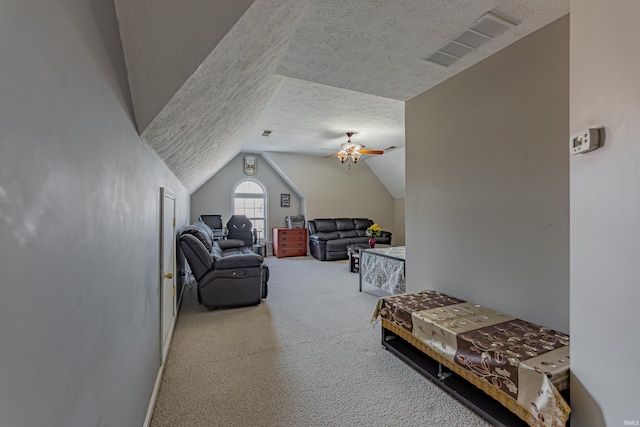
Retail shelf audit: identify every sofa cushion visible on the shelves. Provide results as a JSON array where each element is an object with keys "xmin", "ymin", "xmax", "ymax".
[
  {"xmin": 214, "ymin": 253, "xmax": 263, "ymax": 269},
  {"xmin": 222, "ymin": 246, "xmax": 254, "ymax": 257},
  {"xmin": 353, "ymin": 218, "xmax": 373, "ymax": 230},
  {"xmin": 335, "ymin": 218, "xmax": 355, "ymax": 231},
  {"xmin": 182, "ymin": 225, "xmax": 213, "ymax": 251},
  {"xmin": 193, "ymin": 218, "xmax": 214, "ymax": 241},
  {"xmin": 355, "ymin": 229, "xmax": 367, "ymax": 237},
  {"xmin": 337, "ymin": 230, "xmax": 358, "ymax": 239},
  {"xmin": 217, "ymin": 239, "xmax": 245, "ymax": 250},
  {"xmin": 314, "ymin": 219, "xmax": 337, "ymax": 232},
  {"xmin": 211, "ymin": 244, "xmax": 224, "ymax": 260}
]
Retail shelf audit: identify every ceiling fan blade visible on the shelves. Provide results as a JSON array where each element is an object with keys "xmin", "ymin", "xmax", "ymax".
[
  {"xmin": 323, "ymin": 152, "xmax": 339, "ymax": 158},
  {"xmin": 359, "ymin": 149, "xmax": 384, "ymax": 155}
]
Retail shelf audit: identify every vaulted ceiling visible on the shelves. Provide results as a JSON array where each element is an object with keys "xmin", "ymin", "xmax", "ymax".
[{"xmin": 113, "ymin": 0, "xmax": 568, "ymax": 196}]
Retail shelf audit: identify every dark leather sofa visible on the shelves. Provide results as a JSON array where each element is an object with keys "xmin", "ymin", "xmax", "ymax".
[
  {"xmin": 179, "ymin": 219, "xmax": 268, "ymax": 310},
  {"xmin": 307, "ymin": 218, "xmax": 392, "ymax": 261}
]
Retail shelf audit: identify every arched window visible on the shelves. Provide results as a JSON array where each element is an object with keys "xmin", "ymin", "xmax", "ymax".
[{"xmin": 232, "ymin": 179, "xmax": 267, "ymax": 243}]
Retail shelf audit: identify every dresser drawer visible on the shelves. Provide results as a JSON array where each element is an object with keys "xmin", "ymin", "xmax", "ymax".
[
  {"xmin": 277, "ymin": 247, "xmax": 307, "ymax": 257},
  {"xmin": 277, "ymin": 232, "xmax": 306, "ymax": 242},
  {"xmin": 277, "ymin": 228, "xmax": 306, "ymax": 238},
  {"xmin": 278, "ymin": 240, "xmax": 306, "ymax": 249},
  {"xmin": 272, "ymin": 227, "xmax": 308, "ymax": 258}
]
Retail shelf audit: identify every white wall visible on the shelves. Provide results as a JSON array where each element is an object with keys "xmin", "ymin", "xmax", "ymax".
[
  {"xmin": 405, "ymin": 16, "xmax": 570, "ymax": 332},
  {"xmin": 0, "ymin": 1, "xmax": 190, "ymax": 426},
  {"xmin": 365, "ymin": 147, "xmax": 406, "ymax": 200},
  {"xmin": 570, "ymin": 1, "xmax": 640, "ymax": 425}
]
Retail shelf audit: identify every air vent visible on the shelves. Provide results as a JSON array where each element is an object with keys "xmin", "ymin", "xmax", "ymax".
[
  {"xmin": 471, "ymin": 13, "xmax": 514, "ymax": 38},
  {"xmin": 454, "ymin": 30, "xmax": 491, "ymax": 49},
  {"xmin": 440, "ymin": 41, "xmax": 474, "ymax": 58},
  {"xmin": 425, "ymin": 51, "xmax": 458, "ymax": 67},
  {"xmin": 261, "ymin": 130, "xmax": 272, "ymax": 137},
  {"xmin": 423, "ymin": 11, "xmax": 516, "ymax": 67}
]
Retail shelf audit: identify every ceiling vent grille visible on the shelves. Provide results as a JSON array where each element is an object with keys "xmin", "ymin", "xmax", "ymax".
[{"xmin": 423, "ymin": 12, "xmax": 516, "ymax": 67}]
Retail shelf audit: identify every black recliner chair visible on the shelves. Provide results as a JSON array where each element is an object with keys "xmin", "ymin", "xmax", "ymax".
[
  {"xmin": 179, "ymin": 219, "xmax": 267, "ymax": 310},
  {"xmin": 226, "ymin": 215, "xmax": 254, "ymax": 247}
]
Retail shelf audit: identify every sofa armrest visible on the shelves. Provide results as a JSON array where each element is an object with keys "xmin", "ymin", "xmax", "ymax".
[
  {"xmin": 214, "ymin": 253, "xmax": 263, "ymax": 269},
  {"xmin": 179, "ymin": 234, "xmax": 214, "ymax": 280},
  {"xmin": 307, "ymin": 220, "xmax": 317, "ymax": 235}
]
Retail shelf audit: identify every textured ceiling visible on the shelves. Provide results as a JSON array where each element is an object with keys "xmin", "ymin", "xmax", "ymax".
[
  {"xmin": 242, "ymin": 78, "xmax": 404, "ymax": 155},
  {"xmin": 113, "ymin": 0, "xmax": 255, "ymax": 133},
  {"xmin": 276, "ymin": 0, "xmax": 569, "ymax": 101},
  {"xmin": 114, "ymin": 0, "xmax": 569, "ymax": 194}
]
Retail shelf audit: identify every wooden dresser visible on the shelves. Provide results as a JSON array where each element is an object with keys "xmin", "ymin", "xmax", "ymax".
[{"xmin": 272, "ymin": 228, "xmax": 307, "ymax": 258}]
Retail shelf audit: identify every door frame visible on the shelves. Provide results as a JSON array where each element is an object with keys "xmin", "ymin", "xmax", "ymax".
[{"xmin": 159, "ymin": 187, "xmax": 177, "ymax": 365}]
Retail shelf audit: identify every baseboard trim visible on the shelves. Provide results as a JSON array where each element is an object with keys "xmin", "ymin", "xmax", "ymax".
[
  {"xmin": 143, "ymin": 361, "xmax": 165, "ymax": 427},
  {"xmin": 143, "ymin": 288, "xmax": 185, "ymax": 427}
]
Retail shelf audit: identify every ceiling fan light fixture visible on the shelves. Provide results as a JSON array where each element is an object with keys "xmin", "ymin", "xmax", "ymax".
[{"xmin": 323, "ymin": 131, "xmax": 383, "ymax": 168}]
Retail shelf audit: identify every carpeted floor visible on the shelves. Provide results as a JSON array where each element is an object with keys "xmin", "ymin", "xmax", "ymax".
[{"xmin": 150, "ymin": 255, "xmax": 490, "ymax": 427}]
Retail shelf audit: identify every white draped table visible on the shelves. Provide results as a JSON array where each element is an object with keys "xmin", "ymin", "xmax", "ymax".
[{"xmin": 359, "ymin": 246, "xmax": 406, "ymax": 294}]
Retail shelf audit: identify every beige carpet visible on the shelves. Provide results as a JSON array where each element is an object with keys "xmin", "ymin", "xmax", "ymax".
[{"xmin": 150, "ymin": 255, "xmax": 490, "ymax": 427}]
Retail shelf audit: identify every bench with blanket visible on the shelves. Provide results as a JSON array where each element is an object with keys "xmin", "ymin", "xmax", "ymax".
[{"xmin": 372, "ymin": 290, "xmax": 570, "ymax": 427}]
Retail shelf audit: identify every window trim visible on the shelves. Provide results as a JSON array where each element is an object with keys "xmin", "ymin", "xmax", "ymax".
[{"xmin": 231, "ymin": 178, "xmax": 268, "ymax": 243}]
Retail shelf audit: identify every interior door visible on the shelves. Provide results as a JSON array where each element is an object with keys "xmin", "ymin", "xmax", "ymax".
[{"xmin": 160, "ymin": 187, "xmax": 176, "ymax": 364}]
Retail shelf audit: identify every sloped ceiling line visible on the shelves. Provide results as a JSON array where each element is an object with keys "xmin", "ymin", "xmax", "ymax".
[
  {"xmin": 113, "ymin": 0, "xmax": 256, "ymax": 134},
  {"xmin": 114, "ymin": 0, "xmax": 568, "ymax": 195},
  {"xmin": 143, "ymin": 0, "xmax": 310, "ymax": 193},
  {"xmin": 117, "ymin": 0, "xmax": 310, "ymax": 193}
]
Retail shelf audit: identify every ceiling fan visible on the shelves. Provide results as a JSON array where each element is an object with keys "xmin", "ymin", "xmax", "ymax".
[{"xmin": 324, "ymin": 132, "xmax": 384, "ymax": 166}]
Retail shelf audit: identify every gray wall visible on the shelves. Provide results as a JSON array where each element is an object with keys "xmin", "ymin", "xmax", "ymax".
[
  {"xmin": 405, "ymin": 16, "xmax": 569, "ymax": 332},
  {"xmin": 393, "ymin": 199, "xmax": 406, "ymax": 246},
  {"xmin": 192, "ymin": 151, "xmax": 398, "ymax": 247},
  {"xmin": 265, "ymin": 152, "xmax": 397, "ymax": 238},
  {"xmin": 191, "ymin": 153, "xmax": 303, "ymax": 244},
  {"xmin": 570, "ymin": 1, "xmax": 640, "ymax": 425},
  {"xmin": 0, "ymin": 1, "xmax": 190, "ymax": 426}
]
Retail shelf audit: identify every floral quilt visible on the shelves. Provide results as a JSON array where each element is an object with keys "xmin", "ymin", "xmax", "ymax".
[{"xmin": 372, "ymin": 290, "xmax": 570, "ymax": 427}]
